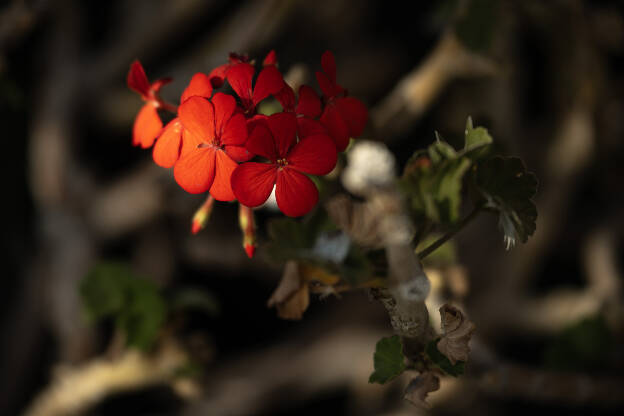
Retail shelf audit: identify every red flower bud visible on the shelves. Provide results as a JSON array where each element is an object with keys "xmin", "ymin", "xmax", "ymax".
[
  {"xmin": 191, "ymin": 195, "xmax": 215, "ymax": 234},
  {"xmin": 239, "ymin": 204, "xmax": 257, "ymax": 258}
]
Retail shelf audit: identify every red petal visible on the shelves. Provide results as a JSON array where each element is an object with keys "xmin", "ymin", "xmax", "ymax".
[
  {"xmin": 321, "ymin": 51, "xmax": 337, "ymax": 83},
  {"xmin": 335, "ymin": 97, "xmax": 368, "ymax": 138},
  {"xmin": 296, "ymin": 85, "xmax": 321, "ymax": 118},
  {"xmin": 246, "ymin": 114, "xmax": 268, "ymax": 132},
  {"xmin": 180, "ymin": 128, "xmax": 203, "ymax": 158},
  {"xmin": 221, "ymin": 113, "xmax": 247, "ymax": 146},
  {"xmin": 181, "ymin": 73, "xmax": 213, "ymax": 103},
  {"xmin": 226, "ymin": 63, "xmax": 255, "ymax": 103},
  {"xmin": 267, "ymin": 112, "xmax": 297, "ymax": 158},
  {"xmin": 252, "ymin": 66, "xmax": 284, "ymax": 107},
  {"xmin": 320, "ymin": 105, "xmax": 350, "ymax": 152},
  {"xmin": 208, "ymin": 64, "xmax": 229, "ymax": 88},
  {"xmin": 209, "ymin": 150, "xmax": 238, "ymax": 201},
  {"xmin": 150, "ymin": 77, "xmax": 172, "ymax": 93},
  {"xmin": 275, "ymin": 168, "xmax": 318, "ymax": 217},
  {"xmin": 224, "ymin": 145, "xmax": 253, "ymax": 162},
  {"xmin": 179, "ymin": 96, "xmax": 215, "ymax": 142},
  {"xmin": 315, "ymin": 70, "xmax": 344, "ymax": 99},
  {"xmin": 127, "ymin": 60, "xmax": 150, "ymax": 98},
  {"xmin": 315, "ymin": 71, "xmax": 333, "ymax": 99},
  {"xmin": 153, "ymin": 118, "xmax": 182, "ymax": 168},
  {"xmin": 275, "ymin": 84, "xmax": 295, "ymax": 112},
  {"xmin": 263, "ymin": 50, "xmax": 278, "ymax": 67},
  {"xmin": 246, "ymin": 123, "xmax": 277, "ymax": 161},
  {"xmin": 212, "ymin": 92, "xmax": 236, "ymax": 137},
  {"xmin": 231, "ymin": 162, "xmax": 277, "ymax": 207},
  {"xmin": 174, "ymin": 147, "xmax": 216, "ymax": 194},
  {"xmin": 287, "ymin": 134, "xmax": 337, "ymax": 175},
  {"xmin": 297, "ymin": 117, "xmax": 327, "ymax": 139},
  {"xmin": 133, "ymin": 104, "xmax": 162, "ymax": 148}
]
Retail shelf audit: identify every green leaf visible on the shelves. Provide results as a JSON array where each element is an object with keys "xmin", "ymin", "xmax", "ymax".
[
  {"xmin": 474, "ymin": 156, "xmax": 538, "ymax": 247},
  {"xmin": 429, "ymin": 133, "xmax": 457, "ymax": 163},
  {"xmin": 425, "ymin": 340, "xmax": 465, "ymax": 377},
  {"xmin": 463, "ymin": 116, "xmax": 492, "ymax": 158},
  {"xmin": 401, "ymin": 120, "xmax": 495, "ymax": 225},
  {"xmin": 436, "ymin": 157, "xmax": 471, "ymax": 223},
  {"xmin": 80, "ymin": 262, "xmax": 167, "ymax": 351},
  {"xmin": 171, "ymin": 288, "xmax": 220, "ymax": 317},
  {"xmin": 543, "ymin": 315, "xmax": 613, "ymax": 372},
  {"xmin": 80, "ymin": 262, "xmax": 134, "ymax": 321},
  {"xmin": 401, "ymin": 137, "xmax": 471, "ymax": 224},
  {"xmin": 117, "ymin": 284, "xmax": 167, "ymax": 350},
  {"xmin": 369, "ymin": 335, "xmax": 406, "ymax": 384}
]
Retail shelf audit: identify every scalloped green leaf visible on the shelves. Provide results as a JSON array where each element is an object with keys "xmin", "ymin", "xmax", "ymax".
[
  {"xmin": 369, "ymin": 335, "xmax": 406, "ymax": 384},
  {"xmin": 475, "ymin": 156, "xmax": 538, "ymax": 247}
]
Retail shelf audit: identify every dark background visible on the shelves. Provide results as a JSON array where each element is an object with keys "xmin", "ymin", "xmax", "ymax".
[{"xmin": 1, "ymin": 0, "xmax": 624, "ymax": 415}]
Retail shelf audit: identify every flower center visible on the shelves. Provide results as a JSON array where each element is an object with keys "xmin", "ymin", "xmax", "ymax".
[
  {"xmin": 277, "ymin": 158, "xmax": 288, "ymax": 167},
  {"xmin": 198, "ymin": 136, "xmax": 222, "ymax": 150}
]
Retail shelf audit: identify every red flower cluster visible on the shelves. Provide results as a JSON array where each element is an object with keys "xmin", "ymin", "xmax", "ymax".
[{"xmin": 128, "ymin": 50, "xmax": 367, "ymax": 220}]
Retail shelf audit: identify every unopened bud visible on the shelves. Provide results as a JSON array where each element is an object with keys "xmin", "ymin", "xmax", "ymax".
[
  {"xmin": 239, "ymin": 204, "xmax": 257, "ymax": 258},
  {"xmin": 191, "ymin": 195, "xmax": 215, "ymax": 234},
  {"xmin": 263, "ymin": 50, "xmax": 278, "ymax": 67}
]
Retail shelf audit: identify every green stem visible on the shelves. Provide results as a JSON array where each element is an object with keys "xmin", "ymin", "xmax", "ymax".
[{"xmin": 416, "ymin": 204, "xmax": 484, "ymax": 260}]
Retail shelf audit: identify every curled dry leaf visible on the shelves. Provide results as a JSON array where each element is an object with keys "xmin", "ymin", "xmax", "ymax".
[
  {"xmin": 437, "ymin": 304, "xmax": 476, "ymax": 364},
  {"xmin": 403, "ymin": 372, "xmax": 440, "ymax": 409},
  {"xmin": 267, "ymin": 260, "xmax": 310, "ymax": 320}
]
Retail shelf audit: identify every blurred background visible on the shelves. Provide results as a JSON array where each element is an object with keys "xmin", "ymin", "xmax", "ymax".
[{"xmin": 1, "ymin": 0, "xmax": 624, "ymax": 415}]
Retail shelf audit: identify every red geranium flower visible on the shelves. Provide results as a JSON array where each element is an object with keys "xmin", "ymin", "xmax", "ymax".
[
  {"xmin": 206, "ymin": 52, "xmax": 250, "ymax": 89},
  {"xmin": 231, "ymin": 112, "xmax": 337, "ymax": 217},
  {"xmin": 152, "ymin": 72, "xmax": 215, "ymax": 168},
  {"xmin": 127, "ymin": 60, "xmax": 173, "ymax": 148},
  {"xmin": 174, "ymin": 93, "xmax": 248, "ymax": 200},
  {"xmin": 209, "ymin": 50, "xmax": 278, "ymax": 90},
  {"xmin": 225, "ymin": 61, "xmax": 284, "ymax": 115},
  {"xmin": 275, "ymin": 83, "xmax": 326, "ymax": 138},
  {"xmin": 316, "ymin": 51, "xmax": 368, "ymax": 152},
  {"xmin": 152, "ymin": 51, "xmax": 274, "ymax": 169}
]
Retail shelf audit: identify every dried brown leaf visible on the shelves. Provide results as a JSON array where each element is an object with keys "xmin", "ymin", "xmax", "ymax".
[
  {"xmin": 404, "ymin": 372, "xmax": 440, "ymax": 409},
  {"xmin": 275, "ymin": 284, "xmax": 309, "ymax": 320},
  {"xmin": 267, "ymin": 260, "xmax": 310, "ymax": 320},
  {"xmin": 437, "ymin": 304, "xmax": 476, "ymax": 364},
  {"xmin": 267, "ymin": 261, "xmax": 301, "ymax": 307}
]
